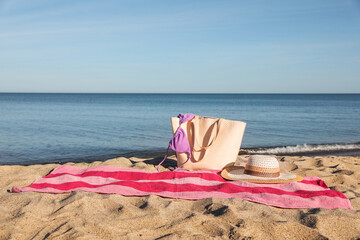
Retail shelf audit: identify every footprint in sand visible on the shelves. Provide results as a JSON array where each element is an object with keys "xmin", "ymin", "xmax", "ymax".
[
  {"xmin": 298, "ymin": 208, "xmax": 323, "ymax": 229},
  {"xmin": 135, "ymin": 200, "xmax": 149, "ymax": 209},
  {"xmin": 117, "ymin": 204, "xmax": 124, "ymax": 212},
  {"xmin": 204, "ymin": 203, "xmax": 229, "ymax": 217},
  {"xmin": 332, "ymin": 169, "xmax": 354, "ymax": 175},
  {"xmin": 329, "ymin": 164, "xmax": 339, "ymax": 168}
]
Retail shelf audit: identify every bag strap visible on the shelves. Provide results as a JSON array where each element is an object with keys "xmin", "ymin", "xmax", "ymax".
[{"xmin": 193, "ymin": 116, "xmax": 222, "ymax": 152}]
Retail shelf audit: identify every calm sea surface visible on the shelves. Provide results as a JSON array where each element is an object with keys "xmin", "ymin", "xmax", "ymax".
[{"xmin": 0, "ymin": 93, "xmax": 359, "ymax": 165}]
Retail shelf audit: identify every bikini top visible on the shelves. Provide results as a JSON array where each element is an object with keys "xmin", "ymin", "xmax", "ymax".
[{"xmin": 157, "ymin": 113, "xmax": 196, "ymax": 171}]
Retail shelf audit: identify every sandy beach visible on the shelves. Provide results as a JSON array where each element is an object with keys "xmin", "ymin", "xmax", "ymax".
[{"xmin": 1, "ymin": 155, "xmax": 359, "ymax": 240}]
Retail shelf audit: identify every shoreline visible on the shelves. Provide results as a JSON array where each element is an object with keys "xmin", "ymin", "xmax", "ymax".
[
  {"xmin": 1, "ymin": 154, "xmax": 359, "ymax": 239},
  {"xmin": 2, "ymin": 145, "xmax": 360, "ymax": 166}
]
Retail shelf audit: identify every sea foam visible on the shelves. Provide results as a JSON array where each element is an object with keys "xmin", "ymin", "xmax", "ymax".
[{"xmin": 245, "ymin": 142, "xmax": 360, "ymax": 155}]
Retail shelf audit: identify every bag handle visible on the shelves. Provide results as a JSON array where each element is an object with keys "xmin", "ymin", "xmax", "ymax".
[{"xmin": 192, "ymin": 116, "xmax": 222, "ymax": 152}]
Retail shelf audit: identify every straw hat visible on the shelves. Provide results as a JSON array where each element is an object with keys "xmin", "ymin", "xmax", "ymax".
[{"xmin": 221, "ymin": 155, "xmax": 303, "ymax": 183}]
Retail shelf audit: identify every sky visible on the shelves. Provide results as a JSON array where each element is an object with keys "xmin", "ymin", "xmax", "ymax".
[{"xmin": 0, "ymin": 0, "xmax": 360, "ymax": 93}]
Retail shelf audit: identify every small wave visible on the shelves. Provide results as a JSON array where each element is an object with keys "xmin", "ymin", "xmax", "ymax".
[{"xmin": 244, "ymin": 142, "xmax": 360, "ymax": 155}]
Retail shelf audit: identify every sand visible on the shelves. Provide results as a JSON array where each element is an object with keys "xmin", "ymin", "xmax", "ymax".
[{"xmin": 1, "ymin": 155, "xmax": 360, "ymax": 240}]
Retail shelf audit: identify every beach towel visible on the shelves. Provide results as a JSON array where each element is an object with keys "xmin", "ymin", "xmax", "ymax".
[{"xmin": 12, "ymin": 165, "xmax": 353, "ymax": 210}]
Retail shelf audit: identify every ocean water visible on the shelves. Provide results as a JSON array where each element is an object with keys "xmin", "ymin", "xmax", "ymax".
[{"xmin": 0, "ymin": 93, "xmax": 359, "ymax": 165}]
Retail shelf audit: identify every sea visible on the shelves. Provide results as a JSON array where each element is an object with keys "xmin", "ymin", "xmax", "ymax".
[{"xmin": 0, "ymin": 93, "xmax": 359, "ymax": 165}]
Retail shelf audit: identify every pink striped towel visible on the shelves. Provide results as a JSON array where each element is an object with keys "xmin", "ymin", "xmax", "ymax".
[{"xmin": 12, "ymin": 165, "xmax": 353, "ymax": 209}]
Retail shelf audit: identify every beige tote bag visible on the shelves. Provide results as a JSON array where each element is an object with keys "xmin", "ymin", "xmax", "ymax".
[{"xmin": 171, "ymin": 115, "xmax": 246, "ymax": 170}]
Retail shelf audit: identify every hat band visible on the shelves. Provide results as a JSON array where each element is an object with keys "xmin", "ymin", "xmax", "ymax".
[
  {"xmin": 244, "ymin": 169, "xmax": 280, "ymax": 178},
  {"xmin": 245, "ymin": 165, "xmax": 280, "ymax": 173}
]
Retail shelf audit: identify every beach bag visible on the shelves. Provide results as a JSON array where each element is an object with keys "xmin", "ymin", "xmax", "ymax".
[{"xmin": 158, "ymin": 113, "xmax": 246, "ymax": 171}]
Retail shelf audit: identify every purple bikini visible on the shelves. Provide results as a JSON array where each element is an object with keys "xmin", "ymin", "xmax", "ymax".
[{"xmin": 157, "ymin": 113, "xmax": 196, "ymax": 172}]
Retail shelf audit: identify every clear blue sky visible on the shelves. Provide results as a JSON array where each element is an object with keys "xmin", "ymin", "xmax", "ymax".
[{"xmin": 0, "ymin": 0, "xmax": 359, "ymax": 93}]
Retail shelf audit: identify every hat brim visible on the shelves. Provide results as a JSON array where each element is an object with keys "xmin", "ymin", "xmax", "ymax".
[{"xmin": 221, "ymin": 164, "xmax": 303, "ymax": 183}]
